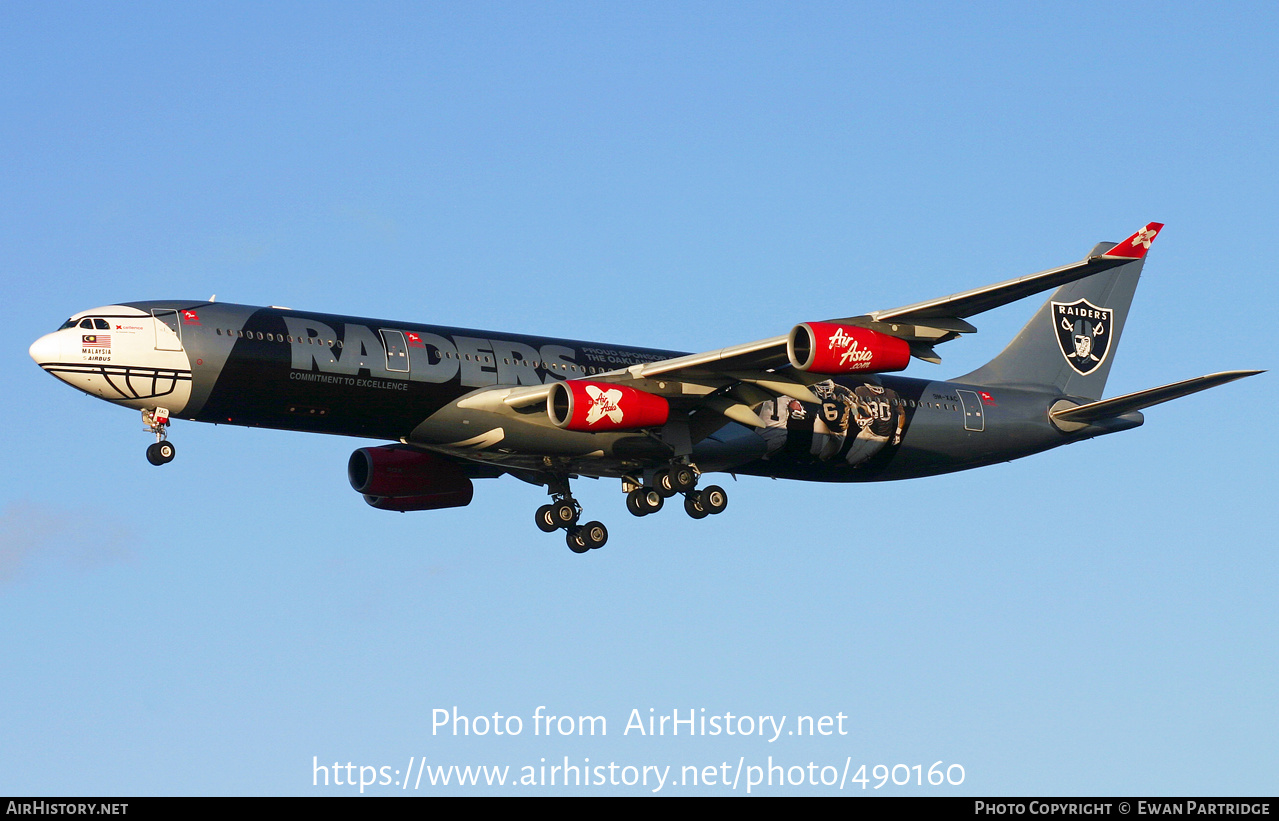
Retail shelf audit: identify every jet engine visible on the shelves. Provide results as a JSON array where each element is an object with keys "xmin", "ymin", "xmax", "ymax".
[
  {"xmin": 547, "ymin": 380, "xmax": 669, "ymax": 432},
  {"xmin": 787, "ymin": 322, "xmax": 911, "ymax": 374},
  {"xmin": 348, "ymin": 445, "xmax": 474, "ymax": 511}
]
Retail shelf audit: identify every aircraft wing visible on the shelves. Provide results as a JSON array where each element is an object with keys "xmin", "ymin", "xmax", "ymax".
[
  {"xmin": 867, "ymin": 222, "xmax": 1161, "ymax": 322},
  {"xmin": 495, "ymin": 223, "xmax": 1167, "ymax": 428},
  {"xmin": 820, "ymin": 223, "xmax": 1165, "ymax": 360}
]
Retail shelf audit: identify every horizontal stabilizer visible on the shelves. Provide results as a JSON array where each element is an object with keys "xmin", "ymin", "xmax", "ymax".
[{"xmin": 1050, "ymin": 370, "xmax": 1262, "ymax": 425}]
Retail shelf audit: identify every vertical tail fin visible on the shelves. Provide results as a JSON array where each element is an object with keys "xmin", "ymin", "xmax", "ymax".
[{"xmin": 959, "ymin": 224, "xmax": 1163, "ymax": 400}]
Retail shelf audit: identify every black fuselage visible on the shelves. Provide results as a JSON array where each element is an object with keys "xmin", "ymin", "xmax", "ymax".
[{"xmin": 136, "ymin": 300, "xmax": 1129, "ymax": 485}]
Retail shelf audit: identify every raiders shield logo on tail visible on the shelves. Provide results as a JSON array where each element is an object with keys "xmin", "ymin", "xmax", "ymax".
[{"xmin": 1052, "ymin": 298, "xmax": 1113, "ymax": 375}]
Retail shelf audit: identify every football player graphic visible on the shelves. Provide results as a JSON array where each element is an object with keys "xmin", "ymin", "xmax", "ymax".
[
  {"xmin": 842, "ymin": 382, "xmax": 905, "ymax": 466},
  {"xmin": 811, "ymin": 381, "xmax": 856, "ymax": 461}
]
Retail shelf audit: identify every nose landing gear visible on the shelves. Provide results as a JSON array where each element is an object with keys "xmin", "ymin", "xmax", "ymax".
[{"xmin": 143, "ymin": 408, "xmax": 175, "ymax": 465}]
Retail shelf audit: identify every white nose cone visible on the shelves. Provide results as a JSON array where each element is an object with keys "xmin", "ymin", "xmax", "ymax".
[{"xmin": 29, "ymin": 332, "xmax": 61, "ymax": 366}]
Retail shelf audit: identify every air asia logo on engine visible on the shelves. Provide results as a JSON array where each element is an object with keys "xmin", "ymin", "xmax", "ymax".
[
  {"xmin": 584, "ymin": 385, "xmax": 625, "ymax": 425},
  {"xmin": 1052, "ymin": 298, "xmax": 1113, "ymax": 375},
  {"xmin": 827, "ymin": 327, "xmax": 876, "ymax": 369}
]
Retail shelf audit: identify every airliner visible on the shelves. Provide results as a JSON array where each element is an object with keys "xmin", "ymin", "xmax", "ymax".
[{"xmin": 29, "ymin": 223, "xmax": 1260, "ymax": 553}]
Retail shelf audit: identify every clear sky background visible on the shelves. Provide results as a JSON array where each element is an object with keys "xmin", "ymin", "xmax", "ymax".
[{"xmin": 2, "ymin": 2, "xmax": 1275, "ymax": 796}]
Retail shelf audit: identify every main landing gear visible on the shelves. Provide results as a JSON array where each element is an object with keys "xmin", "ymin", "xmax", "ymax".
[
  {"xmin": 625, "ymin": 463, "xmax": 728, "ymax": 521},
  {"xmin": 143, "ymin": 408, "xmax": 176, "ymax": 466},
  {"xmin": 533, "ymin": 463, "xmax": 728, "ymax": 555},
  {"xmin": 535, "ymin": 482, "xmax": 609, "ymax": 554}
]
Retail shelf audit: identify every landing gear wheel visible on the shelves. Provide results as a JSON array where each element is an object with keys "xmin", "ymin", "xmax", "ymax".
[
  {"xmin": 655, "ymin": 469, "xmax": 677, "ymax": 498},
  {"xmin": 684, "ymin": 493, "xmax": 708, "ymax": 520},
  {"xmin": 535, "ymin": 504, "xmax": 559, "ymax": 533},
  {"xmin": 698, "ymin": 485, "xmax": 728, "ymax": 515},
  {"xmin": 579, "ymin": 521, "xmax": 608, "ymax": 550},
  {"xmin": 627, "ymin": 487, "xmax": 664, "ymax": 516},
  {"xmin": 670, "ymin": 465, "xmax": 698, "ymax": 493},
  {"xmin": 626, "ymin": 489, "xmax": 647, "ymax": 517},
  {"xmin": 146, "ymin": 441, "xmax": 175, "ymax": 466},
  {"xmin": 551, "ymin": 499, "xmax": 579, "ymax": 528},
  {"xmin": 566, "ymin": 527, "xmax": 590, "ymax": 554}
]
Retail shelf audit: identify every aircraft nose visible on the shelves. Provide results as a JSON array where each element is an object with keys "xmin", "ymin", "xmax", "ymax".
[{"xmin": 29, "ymin": 332, "xmax": 62, "ymax": 366}]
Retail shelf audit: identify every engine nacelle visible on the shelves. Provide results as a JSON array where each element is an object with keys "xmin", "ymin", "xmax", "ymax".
[
  {"xmin": 547, "ymin": 380, "xmax": 669, "ymax": 432},
  {"xmin": 361, "ymin": 493, "xmax": 473, "ymax": 512},
  {"xmin": 787, "ymin": 322, "xmax": 911, "ymax": 375},
  {"xmin": 348, "ymin": 446, "xmax": 474, "ymax": 510}
]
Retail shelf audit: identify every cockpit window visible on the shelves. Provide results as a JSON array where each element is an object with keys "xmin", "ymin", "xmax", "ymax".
[{"xmin": 61, "ymin": 317, "xmax": 113, "ymax": 331}]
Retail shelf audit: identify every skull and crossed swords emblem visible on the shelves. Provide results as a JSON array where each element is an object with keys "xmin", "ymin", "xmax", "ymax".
[{"xmin": 1051, "ymin": 298, "xmax": 1114, "ymax": 375}]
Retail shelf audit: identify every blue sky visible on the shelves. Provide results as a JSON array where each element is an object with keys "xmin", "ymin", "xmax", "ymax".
[{"xmin": 2, "ymin": 2, "xmax": 1275, "ymax": 796}]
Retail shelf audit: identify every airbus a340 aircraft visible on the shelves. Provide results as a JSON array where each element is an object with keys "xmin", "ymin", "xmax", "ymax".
[{"xmin": 30, "ymin": 223, "xmax": 1259, "ymax": 553}]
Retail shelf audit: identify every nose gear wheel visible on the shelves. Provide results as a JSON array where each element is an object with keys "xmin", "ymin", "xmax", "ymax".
[
  {"xmin": 146, "ymin": 441, "xmax": 176, "ymax": 466},
  {"xmin": 142, "ymin": 408, "xmax": 175, "ymax": 465}
]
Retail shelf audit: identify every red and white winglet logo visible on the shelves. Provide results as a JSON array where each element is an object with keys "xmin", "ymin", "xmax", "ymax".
[
  {"xmin": 1102, "ymin": 222, "xmax": 1164, "ymax": 259},
  {"xmin": 1131, "ymin": 225, "xmax": 1158, "ymax": 249},
  {"xmin": 584, "ymin": 385, "xmax": 625, "ymax": 426}
]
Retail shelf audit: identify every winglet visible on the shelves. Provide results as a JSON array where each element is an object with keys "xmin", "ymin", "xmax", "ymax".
[{"xmin": 1102, "ymin": 222, "xmax": 1164, "ymax": 259}]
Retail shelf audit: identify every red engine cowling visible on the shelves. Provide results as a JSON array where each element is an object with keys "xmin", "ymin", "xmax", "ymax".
[
  {"xmin": 547, "ymin": 380, "xmax": 669, "ymax": 432},
  {"xmin": 787, "ymin": 322, "xmax": 911, "ymax": 374},
  {"xmin": 348, "ymin": 446, "xmax": 474, "ymax": 511}
]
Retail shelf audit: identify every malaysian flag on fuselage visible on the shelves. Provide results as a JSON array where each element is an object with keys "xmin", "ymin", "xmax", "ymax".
[{"xmin": 82, "ymin": 334, "xmax": 111, "ymax": 347}]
